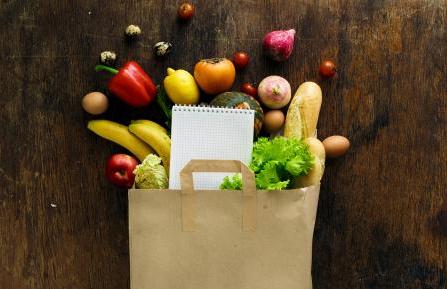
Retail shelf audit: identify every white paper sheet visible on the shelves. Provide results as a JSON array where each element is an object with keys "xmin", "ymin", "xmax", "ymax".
[{"xmin": 169, "ymin": 105, "xmax": 254, "ymax": 189}]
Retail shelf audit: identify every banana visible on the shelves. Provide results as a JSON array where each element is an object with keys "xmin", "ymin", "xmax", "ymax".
[
  {"xmin": 130, "ymin": 119, "xmax": 168, "ymax": 134},
  {"xmin": 87, "ymin": 120, "xmax": 154, "ymax": 161},
  {"xmin": 294, "ymin": 137, "xmax": 326, "ymax": 188},
  {"xmin": 128, "ymin": 123, "xmax": 171, "ymax": 171},
  {"xmin": 284, "ymin": 82, "xmax": 322, "ymax": 139}
]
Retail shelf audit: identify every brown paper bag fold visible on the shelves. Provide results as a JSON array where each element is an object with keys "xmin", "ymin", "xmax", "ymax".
[{"xmin": 180, "ymin": 160, "xmax": 256, "ymax": 232}]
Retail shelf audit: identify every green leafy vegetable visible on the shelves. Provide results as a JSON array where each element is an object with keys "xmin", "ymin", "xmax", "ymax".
[
  {"xmin": 133, "ymin": 154, "xmax": 168, "ymax": 189},
  {"xmin": 220, "ymin": 174, "xmax": 242, "ymax": 190},
  {"xmin": 220, "ymin": 137, "xmax": 314, "ymax": 190},
  {"xmin": 156, "ymin": 85, "xmax": 173, "ymax": 128}
]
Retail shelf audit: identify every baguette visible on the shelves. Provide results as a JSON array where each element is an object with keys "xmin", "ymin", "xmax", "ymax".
[
  {"xmin": 284, "ymin": 82, "xmax": 322, "ymax": 139},
  {"xmin": 294, "ymin": 137, "xmax": 326, "ymax": 188}
]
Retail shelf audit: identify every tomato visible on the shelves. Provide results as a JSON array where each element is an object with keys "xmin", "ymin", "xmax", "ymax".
[
  {"xmin": 178, "ymin": 3, "xmax": 195, "ymax": 21},
  {"xmin": 194, "ymin": 58, "xmax": 236, "ymax": 94},
  {"xmin": 240, "ymin": 83, "xmax": 258, "ymax": 98},
  {"xmin": 233, "ymin": 51, "xmax": 250, "ymax": 69},
  {"xmin": 319, "ymin": 60, "xmax": 336, "ymax": 78}
]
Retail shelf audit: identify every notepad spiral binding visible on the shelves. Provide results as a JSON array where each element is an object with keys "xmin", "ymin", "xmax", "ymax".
[{"xmin": 172, "ymin": 104, "xmax": 255, "ymax": 114}]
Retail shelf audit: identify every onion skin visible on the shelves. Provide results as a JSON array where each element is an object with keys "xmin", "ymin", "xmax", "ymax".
[
  {"xmin": 258, "ymin": 76, "xmax": 291, "ymax": 109},
  {"xmin": 262, "ymin": 29, "xmax": 296, "ymax": 62}
]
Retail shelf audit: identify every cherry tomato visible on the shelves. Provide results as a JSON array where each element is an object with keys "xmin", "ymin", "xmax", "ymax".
[
  {"xmin": 178, "ymin": 3, "xmax": 195, "ymax": 21},
  {"xmin": 319, "ymin": 60, "xmax": 336, "ymax": 78},
  {"xmin": 240, "ymin": 83, "xmax": 258, "ymax": 98},
  {"xmin": 233, "ymin": 51, "xmax": 250, "ymax": 70}
]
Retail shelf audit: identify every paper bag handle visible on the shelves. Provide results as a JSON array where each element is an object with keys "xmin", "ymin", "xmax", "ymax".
[{"xmin": 180, "ymin": 160, "xmax": 257, "ymax": 232}]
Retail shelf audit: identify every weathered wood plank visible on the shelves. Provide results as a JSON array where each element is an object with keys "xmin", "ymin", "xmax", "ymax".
[{"xmin": 0, "ymin": 1, "xmax": 446, "ymax": 288}]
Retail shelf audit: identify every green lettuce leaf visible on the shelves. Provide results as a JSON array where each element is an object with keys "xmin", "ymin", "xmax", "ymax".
[
  {"xmin": 220, "ymin": 174, "xmax": 242, "ymax": 190},
  {"xmin": 220, "ymin": 137, "xmax": 314, "ymax": 191}
]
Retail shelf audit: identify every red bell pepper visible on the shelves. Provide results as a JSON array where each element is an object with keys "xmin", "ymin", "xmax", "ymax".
[{"xmin": 95, "ymin": 61, "xmax": 157, "ymax": 107}]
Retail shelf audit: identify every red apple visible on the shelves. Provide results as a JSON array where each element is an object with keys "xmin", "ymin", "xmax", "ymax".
[{"xmin": 105, "ymin": 154, "xmax": 139, "ymax": 188}]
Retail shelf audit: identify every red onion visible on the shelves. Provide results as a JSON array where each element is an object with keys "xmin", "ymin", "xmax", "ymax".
[{"xmin": 262, "ymin": 29, "xmax": 296, "ymax": 62}]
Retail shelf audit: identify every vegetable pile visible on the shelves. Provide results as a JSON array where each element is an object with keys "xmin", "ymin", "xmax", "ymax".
[{"xmin": 82, "ymin": 3, "xmax": 350, "ymax": 190}]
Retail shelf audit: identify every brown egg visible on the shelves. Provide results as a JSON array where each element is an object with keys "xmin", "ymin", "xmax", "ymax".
[
  {"xmin": 82, "ymin": 92, "xmax": 109, "ymax": 115},
  {"xmin": 322, "ymin": 135, "xmax": 350, "ymax": 158},
  {"xmin": 263, "ymin": 110, "xmax": 285, "ymax": 133}
]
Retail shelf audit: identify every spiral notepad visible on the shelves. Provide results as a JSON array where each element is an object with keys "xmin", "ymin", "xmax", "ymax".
[{"xmin": 169, "ymin": 105, "xmax": 254, "ymax": 189}]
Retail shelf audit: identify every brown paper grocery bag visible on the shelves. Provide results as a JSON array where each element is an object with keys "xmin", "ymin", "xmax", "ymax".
[{"xmin": 129, "ymin": 160, "xmax": 320, "ymax": 289}]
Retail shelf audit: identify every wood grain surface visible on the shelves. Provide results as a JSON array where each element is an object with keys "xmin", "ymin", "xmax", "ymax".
[{"xmin": 1, "ymin": 0, "xmax": 446, "ymax": 288}]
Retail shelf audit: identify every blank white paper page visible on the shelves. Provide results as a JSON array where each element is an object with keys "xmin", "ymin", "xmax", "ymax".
[{"xmin": 169, "ymin": 105, "xmax": 254, "ymax": 189}]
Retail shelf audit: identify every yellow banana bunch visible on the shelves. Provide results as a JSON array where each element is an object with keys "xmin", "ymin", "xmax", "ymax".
[
  {"xmin": 129, "ymin": 120, "xmax": 171, "ymax": 172},
  {"xmin": 87, "ymin": 120, "xmax": 154, "ymax": 161},
  {"xmin": 130, "ymin": 119, "xmax": 168, "ymax": 134}
]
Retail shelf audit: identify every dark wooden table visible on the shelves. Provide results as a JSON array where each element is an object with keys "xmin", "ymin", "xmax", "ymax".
[{"xmin": 1, "ymin": 1, "xmax": 446, "ymax": 288}]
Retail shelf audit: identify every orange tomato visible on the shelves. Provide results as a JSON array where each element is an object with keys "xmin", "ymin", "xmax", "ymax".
[{"xmin": 193, "ymin": 58, "xmax": 236, "ymax": 94}]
